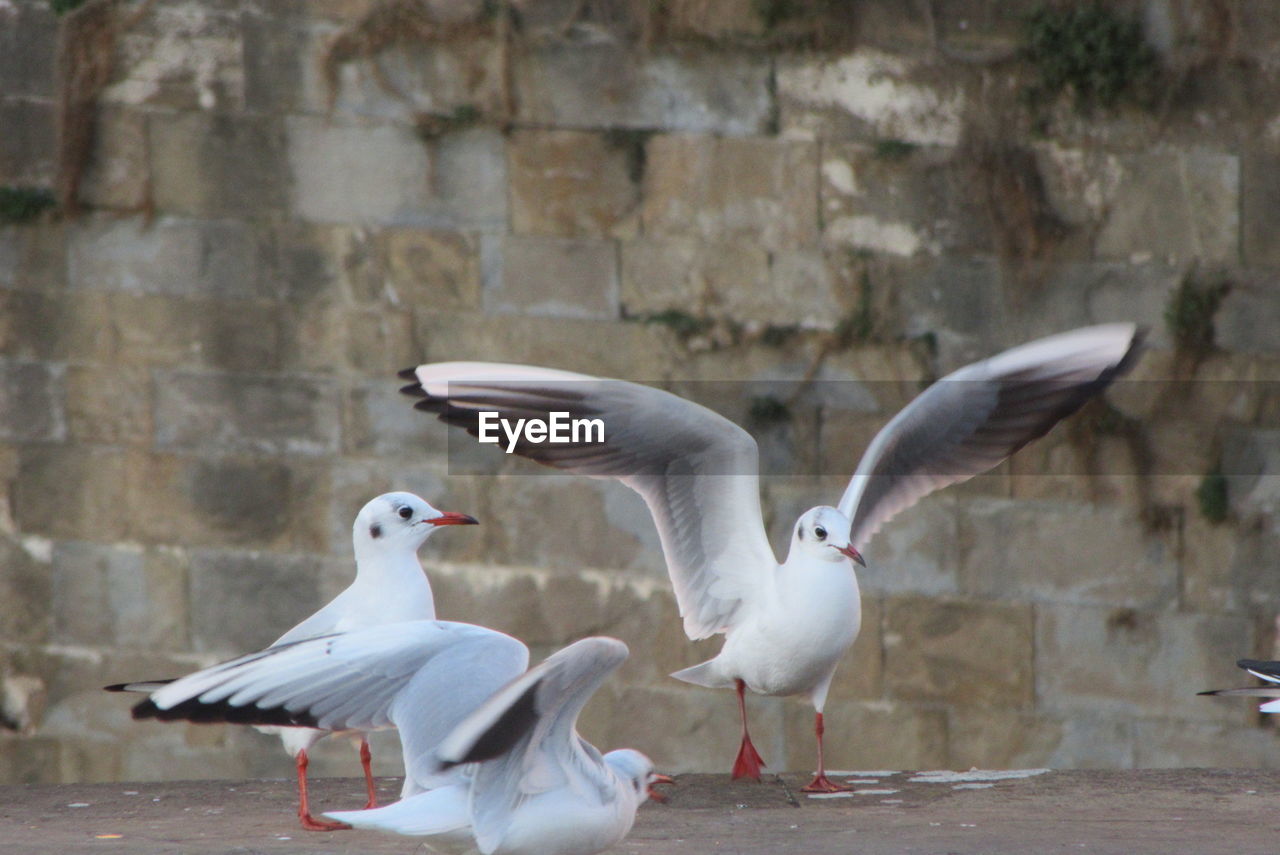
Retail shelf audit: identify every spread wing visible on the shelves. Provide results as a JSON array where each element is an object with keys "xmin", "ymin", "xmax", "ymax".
[
  {"xmin": 136, "ymin": 620, "xmax": 529, "ymax": 786},
  {"xmin": 403, "ymin": 363, "xmax": 778, "ymax": 640},
  {"xmin": 838, "ymin": 324, "xmax": 1142, "ymax": 550},
  {"xmin": 430, "ymin": 637, "xmax": 630, "ymax": 855}
]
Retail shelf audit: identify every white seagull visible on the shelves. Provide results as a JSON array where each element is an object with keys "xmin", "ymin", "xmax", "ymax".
[
  {"xmin": 1200, "ymin": 660, "xmax": 1280, "ymax": 712},
  {"xmin": 120, "ymin": 623, "xmax": 671, "ymax": 855},
  {"xmin": 399, "ymin": 323, "xmax": 1142, "ymax": 792},
  {"xmin": 107, "ymin": 491, "xmax": 478, "ymax": 830}
]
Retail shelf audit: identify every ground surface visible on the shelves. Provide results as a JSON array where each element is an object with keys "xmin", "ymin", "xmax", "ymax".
[{"xmin": 1, "ymin": 769, "xmax": 1277, "ymax": 854}]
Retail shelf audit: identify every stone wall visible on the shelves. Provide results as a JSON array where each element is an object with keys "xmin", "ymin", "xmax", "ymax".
[{"xmin": 2, "ymin": 0, "xmax": 1279, "ymax": 784}]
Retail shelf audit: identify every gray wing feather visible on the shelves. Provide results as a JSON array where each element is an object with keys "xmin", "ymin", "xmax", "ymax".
[
  {"xmin": 838, "ymin": 324, "xmax": 1142, "ymax": 550},
  {"xmin": 410, "ymin": 363, "xmax": 778, "ymax": 639}
]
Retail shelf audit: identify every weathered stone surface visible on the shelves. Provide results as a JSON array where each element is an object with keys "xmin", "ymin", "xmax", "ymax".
[
  {"xmin": 0, "ymin": 535, "xmax": 53, "ymax": 645},
  {"xmin": 0, "ymin": 100, "xmax": 55, "ymax": 186},
  {"xmin": 106, "ymin": 3, "xmax": 245, "ymax": 111},
  {"xmin": 1134, "ymin": 717, "xmax": 1280, "ymax": 768},
  {"xmin": 342, "ymin": 307, "xmax": 414, "ymax": 374},
  {"xmin": 187, "ymin": 549, "xmax": 324, "ymax": 653},
  {"xmin": 660, "ymin": 0, "xmax": 765, "ymax": 40},
  {"xmin": 13, "ymin": 446, "xmax": 130, "ymax": 542},
  {"xmin": 885, "ymin": 595, "xmax": 1034, "ymax": 708},
  {"xmin": 67, "ymin": 217, "xmax": 271, "ymax": 299},
  {"xmin": 287, "ymin": 118, "xmax": 505, "ymax": 228},
  {"xmin": 483, "ymin": 235, "xmax": 619, "ymax": 320},
  {"xmin": 150, "ymin": 112, "xmax": 287, "ymax": 216},
  {"xmin": 154, "ymin": 371, "xmax": 339, "ymax": 456},
  {"xmin": 0, "ymin": 223, "xmax": 67, "ymax": 294},
  {"xmin": 1218, "ymin": 277, "xmax": 1280, "ymax": 355},
  {"xmin": 778, "ymin": 51, "xmax": 965, "ymax": 144},
  {"xmin": 509, "ymin": 130, "xmax": 640, "ymax": 238},
  {"xmin": 0, "ymin": 360, "xmax": 64, "ymax": 443},
  {"xmin": 109, "ymin": 294, "xmax": 281, "ymax": 372},
  {"xmin": 782, "ymin": 697, "xmax": 949, "ymax": 771},
  {"xmin": 643, "ymin": 136, "xmax": 819, "ymax": 250},
  {"xmin": 1094, "ymin": 152, "xmax": 1239, "ymax": 264},
  {"xmin": 383, "ymin": 229, "xmax": 480, "ymax": 311},
  {"xmin": 515, "ymin": 47, "xmax": 772, "ymax": 136},
  {"xmin": 50, "ymin": 541, "xmax": 187, "ymax": 650},
  {"xmin": 619, "ymin": 237, "xmax": 769, "ymax": 320},
  {"xmin": 342, "ymin": 377, "xmax": 436, "ymax": 456},
  {"xmin": 602, "ymin": 684, "xmax": 754, "ymax": 774},
  {"xmin": 958, "ymin": 498, "xmax": 1180, "ymax": 609},
  {"xmin": 64, "ymin": 364, "xmax": 151, "ymax": 445},
  {"xmin": 1035, "ymin": 604, "xmax": 1254, "ymax": 724},
  {"xmin": 0, "ymin": 3, "xmax": 57, "ymax": 100},
  {"xmin": 79, "ymin": 108, "xmax": 150, "ymax": 211}
]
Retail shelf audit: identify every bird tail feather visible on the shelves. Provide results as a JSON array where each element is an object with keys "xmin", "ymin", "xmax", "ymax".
[
  {"xmin": 325, "ymin": 786, "xmax": 470, "ymax": 837},
  {"xmin": 670, "ymin": 658, "xmax": 732, "ymax": 689}
]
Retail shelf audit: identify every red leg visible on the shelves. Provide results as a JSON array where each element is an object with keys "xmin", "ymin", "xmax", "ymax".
[
  {"xmin": 800, "ymin": 712, "xmax": 851, "ymax": 793},
  {"xmin": 730, "ymin": 679, "xmax": 766, "ymax": 781},
  {"xmin": 296, "ymin": 748, "xmax": 352, "ymax": 832},
  {"xmin": 359, "ymin": 739, "xmax": 378, "ymax": 809}
]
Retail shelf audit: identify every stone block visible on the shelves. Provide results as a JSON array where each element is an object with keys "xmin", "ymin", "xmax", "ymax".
[
  {"xmin": 610, "ymin": 684, "xmax": 768, "ymax": 774},
  {"xmin": 150, "ymin": 112, "xmax": 287, "ymax": 217},
  {"xmin": 958, "ymin": 498, "xmax": 1180, "ymax": 609},
  {"xmin": 854, "ymin": 495, "xmax": 962, "ymax": 597},
  {"xmin": 123, "ymin": 452, "xmax": 331, "ymax": 553},
  {"xmin": 777, "ymin": 51, "xmax": 965, "ymax": 144},
  {"xmin": 0, "ymin": 99, "xmax": 55, "ymax": 186},
  {"xmin": 483, "ymin": 235, "xmax": 619, "ymax": 320},
  {"xmin": 106, "ymin": 3, "xmax": 245, "ymax": 111},
  {"xmin": 383, "ymin": 229, "xmax": 480, "ymax": 311},
  {"xmin": 0, "ymin": 360, "xmax": 64, "ymax": 443},
  {"xmin": 187, "ymin": 549, "xmax": 325, "ymax": 653},
  {"xmin": 78, "ymin": 107, "xmax": 150, "ymax": 211},
  {"xmin": 0, "ymin": 222, "xmax": 67, "ymax": 293},
  {"xmin": 50, "ymin": 541, "xmax": 187, "ymax": 650},
  {"xmin": 64, "ymin": 364, "xmax": 151, "ymax": 445},
  {"xmin": 110, "ymin": 293, "xmax": 281, "ymax": 372},
  {"xmin": 67, "ymin": 216, "xmax": 272, "ymax": 299},
  {"xmin": 342, "ymin": 308, "xmax": 415, "ymax": 374},
  {"xmin": 642, "ymin": 136, "xmax": 819, "ymax": 251},
  {"xmin": 661, "ymin": 0, "xmax": 765, "ymax": 40},
  {"xmin": 824, "ymin": 594, "xmax": 883, "ymax": 702},
  {"xmin": 0, "ymin": 535, "xmax": 53, "ymax": 644},
  {"xmin": 1218, "ymin": 278, "xmax": 1280, "ymax": 355},
  {"xmin": 288, "ymin": 117, "xmax": 505, "ymax": 228},
  {"xmin": 509, "ymin": 130, "xmax": 640, "ymax": 238},
  {"xmin": 13, "ymin": 446, "xmax": 130, "ymax": 541},
  {"xmin": 1094, "ymin": 152, "xmax": 1239, "ymax": 264},
  {"xmin": 1034, "ymin": 604, "xmax": 1254, "ymax": 723},
  {"xmin": 0, "ymin": 3, "xmax": 57, "ymax": 99},
  {"xmin": 885, "ymin": 594, "xmax": 1034, "ymax": 708},
  {"xmin": 411, "ymin": 311, "xmax": 678, "ymax": 379},
  {"xmin": 619, "ymin": 236, "xmax": 769, "ymax": 320},
  {"xmin": 154, "ymin": 370, "xmax": 339, "ymax": 456},
  {"xmin": 0, "ymin": 736, "xmax": 61, "ymax": 786},
  {"xmin": 514, "ymin": 46, "xmax": 771, "ymax": 136},
  {"xmin": 1133, "ymin": 718, "xmax": 1280, "ymax": 768},
  {"xmin": 342, "ymin": 377, "xmax": 437, "ymax": 457},
  {"xmin": 782, "ymin": 697, "xmax": 949, "ymax": 772},
  {"xmin": 950, "ymin": 709, "xmax": 1136, "ymax": 769}
]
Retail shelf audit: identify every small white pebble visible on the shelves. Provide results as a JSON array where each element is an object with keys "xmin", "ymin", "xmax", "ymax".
[
  {"xmin": 1247, "ymin": 790, "xmax": 1258, "ymax": 795},
  {"xmin": 880, "ymin": 799, "xmax": 903, "ymax": 804},
  {"xmin": 854, "ymin": 789, "xmax": 898, "ymax": 795},
  {"xmin": 929, "ymin": 822, "xmax": 941, "ymax": 827},
  {"xmin": 788, "ymin": 825, "xmax": 798, "ymax": 830},
  {"xmin": 66, "ymin": 803, "xmax": 90, "ymax": 808},
  {"xmin": 953, "ymin": 783, "xmax": 995, "ymax": 790},
  {"xmin": 960, "ymin": 823, "xmax": 976, "ymax": 828},
  {"xmin": 122, "ymin": 791, "xmax": 138, "ymax": 796},
  {"xmin": 807, "ymin": 791, "xmax": 855, "ymax": 799},
  {"xmin": 276, "ymin": 837, "xmax": 291, "ymax": 841},
  {"xmin": 152, "ymin": 798, "xmax": 161, "ymax": 803},
  {"xmin": 846, "ymin": 779, "xmax": 882, "ymax": 785}
]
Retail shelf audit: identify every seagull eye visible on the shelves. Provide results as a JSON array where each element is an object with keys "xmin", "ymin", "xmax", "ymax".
[
  {"xmin": 814, "ymin": 526, "xmax": 827, "ymax": 541},
  {"xmin": 398, "ymin": 506, "xmax": 413, "ymax": 520}
]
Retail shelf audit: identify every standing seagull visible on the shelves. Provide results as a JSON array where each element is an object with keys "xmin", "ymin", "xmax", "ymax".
[
  {"xmin": 399, "ymin": 324, "xmax": 1142, "ymax": 792},
  {"xmin": 1200, "ymin": 660, "xmax": 1280, "ymax": 712},
  {"xmin": 107, "ymin": 492, "xmax": 478, "ymax": 829},
  {"xmin": 122, "ymin": 624, "xmax": 670, "ymax": 855}
]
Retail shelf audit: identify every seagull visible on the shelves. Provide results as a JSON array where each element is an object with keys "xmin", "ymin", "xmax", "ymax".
[
  {"xmin": 1199, "ymin": 660, "xmax": 1280, "ymax": 712},
  {"xmin": 327, "ymin": 635, "xmax": 673, "ymax": 855},
  {"xmin": 398, "ymin": 323, "xmax": 1142, "ymax": 792},
  {"xmin": 106, "ymin": 492, "xmax": 478, "ymax": 830},
  {"xmin": 119, "ymin": 622, "xmax": 671, "ymax": 855}
]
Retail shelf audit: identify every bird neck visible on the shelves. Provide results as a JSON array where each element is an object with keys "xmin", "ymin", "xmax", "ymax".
[{"xmin": 351, "ymin": 541, "xmax": 437, "ymax": 618}]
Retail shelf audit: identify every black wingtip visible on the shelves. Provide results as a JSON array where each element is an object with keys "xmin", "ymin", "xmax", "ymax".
[
  {"xmin": 414, "ymin": 399, "xmax": 434, "ymax": 411},
  {"xmin": 104, "ymin": 683, "xmax": 131, "ymax": 692},
  {"xmin": 1197, "ymin": 689, "xmax": 1223, "ymax": 696},
  {"xmin": 397, "ymin": 366, "xmax": 419, "ymax": 380},
  {"xmin": 400, "ymin": 383, "xmax": 428, "ymax": 398}
]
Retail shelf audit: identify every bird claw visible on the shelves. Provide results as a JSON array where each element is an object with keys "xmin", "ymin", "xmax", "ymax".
[
  {"xmin": 731, "ymin": 736, "xmax": 766, "ymax": 781},
  {"xmin": 799, "ymin": 773, "xmax": 851, "ymax": 794},
  {"xmin": 299, "ymin": 813, "xmax": 352, "ymax": 832}
]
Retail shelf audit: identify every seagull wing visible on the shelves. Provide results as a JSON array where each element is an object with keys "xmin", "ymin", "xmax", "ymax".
[
  {"xmin": 137, "ymin": 620, "xmax": 529, "ymax": 785},
  {"xmin": 430, "ymin": 637, "xmax": 630, "ymax": 855},
  {"xmin": 838, "ymin": 324, "xmax": 1142, "ymax": 551},
  {"xmin": 405, "ymin": 363, "xmax": 777, "ymax": 640}
]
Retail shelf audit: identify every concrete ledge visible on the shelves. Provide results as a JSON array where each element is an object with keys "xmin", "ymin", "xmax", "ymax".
[{"xmin": 1, "ymin": 769, "xmax": 1277, "ymax": 854}]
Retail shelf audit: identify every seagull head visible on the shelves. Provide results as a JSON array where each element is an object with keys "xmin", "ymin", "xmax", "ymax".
[
  {"xmin": 354, "ymin": 491, "xmax": 478, "ymax": 552},
  {"xmin": 789, "ymin": 506, "xmax": 865, "ymax": 567},
  {"xmin": 604, "ymin": 749, "xmax": 673, "ymax": 804}
]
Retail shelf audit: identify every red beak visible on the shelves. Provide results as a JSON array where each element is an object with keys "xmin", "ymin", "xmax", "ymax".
[
  {"xmin": 832, "ymin": 543, "xmax": 866, "ymax": 567},
  {"xmin": 427, "ymin": 511, "xmax": 479, "ymax": 527},
  {"xmin": 647, "ymin": 773, "xmax": 676, "ymax": 803}
]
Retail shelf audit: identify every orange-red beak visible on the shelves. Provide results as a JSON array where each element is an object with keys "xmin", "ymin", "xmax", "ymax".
[
  {"xmin": 832, "ymin": 543, "xmax": 866, "ymax": 567},
  {"xmin": 647, "ymin": 773, "xmax": 676, "ymax": 803},
  {"xmin": 428, "ymin": 511, "xmax": 479, "ymax": 527}
]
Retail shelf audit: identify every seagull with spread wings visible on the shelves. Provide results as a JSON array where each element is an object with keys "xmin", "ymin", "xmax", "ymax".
[{"xmin": 399, "ymin": 324, "xmax": 1142, "ymax": 792}]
